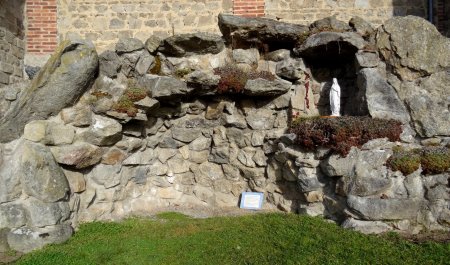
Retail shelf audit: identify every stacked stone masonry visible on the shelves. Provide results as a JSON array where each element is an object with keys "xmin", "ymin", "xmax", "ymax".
[
  {"xmin": 0, "ymin": 0, "xmax": 25, "ymax": 87},
  {"xmin": 57, "ymin": 0, "xmax": 233, "ymax": 52}
]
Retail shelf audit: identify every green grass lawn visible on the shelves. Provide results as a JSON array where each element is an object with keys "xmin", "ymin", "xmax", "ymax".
[{"xmin": 14, "ymin": 213, "xmax": 450, "ymax": 265}]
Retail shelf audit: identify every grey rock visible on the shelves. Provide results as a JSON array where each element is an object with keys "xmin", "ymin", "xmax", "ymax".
[
  {"xmin": 90, "ymin": 164, "xmax": 121, "ymax": 188},
  {"xmin": 120, "ymin": 50, "xmax": 143, "ymax": 77},
  {"xmin": 189, "ymin": 150, "xmax": 209, "ymax": 164},
  {"xmin": 342, "ymin": 218, "xmax": 392, "ymax": 234},
  {"xmin": 218, "ymin": 14, "xmax": 308, "ymax": 50},
  {"xmin": 349, "ymin": 16, "xmax": 374, "ymax": 37},
  {"xmin": 51, "ymin": 142, "xmax": 103, "ymax": 169},
  {"xmin": 159, "ymin": 136, "xmax": 184, "ymax": 149},
  {"xmin": 0, "ymin": 40, "xmax": 98, "ymax": 143},
  {"xmin": 252, "ymin": 149, "xmax": 267, "ymax": 167},
  {"xmin": 294, "ymin": 32, "xmax": 365, "ymax": 59},
  {"xmin": 310, "ymin": 16, "xmax": 351, "ymax": 32},
  {"xmin": 78, "ymin": 115, "xmax": 122, "ymax": 146},
  {"xmin": 297, "ymin": 167, "xmax": 325, "ymax": 192},
  {"xmin": 145, "ymin": 36, "xmax": 162, "ymax": 54},
  {"xmin": 26, "ymin": 198, "xmax": 69, "ymax": 227},
  {"xmin": 139, "ymin": 75, "xmax": 191, "ymax": 100},
  {"xmin": 232, "ymin": 48, "xmax": 259, "ymax": 65},
  {"xmin": 185, "ymin": 70, "xmax": 220, "ymax": 91},
  {"xmin": 399, "ymin": 72, "xmax": 450, "ymax": 137},
  {"xmin": 347, "ymin": 195, "xmax": 422, "ymax": 220},
  {"xmin": 193, "ymin": 162, "xmax": 225, "ymax": 187},
  {"xmin": 265, "ymin": 49, "xmax": 291, "ymax": 62},
  {"xmin": 123, "ymin": 149, "xmax": 155, "ymax": 165},
  {"xmin": 0, "ymin": 204, "xmax": 27, "ymax": 228},
  {"xmin": 377, "ymin": 16, "xmax": 450, "ymax": 81},
  {"xmin": 167, "ymin": 156, "xmax": 191, "ymax": 174},
  {"xmin": 0, "ymin": 228, "xmax": 9, "ymax": 252},
  {"xmin": 189, "ymin": 136, "xmax": 212, "ymax": 151},
  {"xmin": 222, "ymin": 164, "xmax": 241, "ymax": 181},
  {"xmin": 244, "ymin": 78, "xmax": 291, "ymax": 96},
  {"xmin": 23, "ymin": 120, "xmax": 47, "ymax": 142},
  {"xmin": 135, "ymin": 50, "xmax": 155, "ymax": 76},
  {"xmin": 237, "ymin": 149, "xmax": 256, "ymax": 168},
  {"xmin": 321, "ymin": 150, "xmax": 356, "ymax": 177},
  {"xmin": 172, "ymin": 127, "xmax": 201, "ymax": 143},
  {"xmin": 222, "ymin": 113, "xmax": 248, "ymax": 129},
  {"xmin": 358, "ymin": 68, "xmax": 410, "ymax": 123},
  {"xmin": 251, "ymin": 131, "xmax": 265, "ymax": 147},
  {"xmin": 115, "ymin": 38, "xmax": 144, "ymax": 54},
  {"xmin": 226, "ymin": 128, "xmax": 249, "ymax": 148},
  {"xmin": 20, "ymin": 141, "xmax": 69, "ymax": 203},
  {"xmin": 43, "ymin": 123, "xmax": 75, "ymax": 145},
  {"xmin": 99, "ymin": 50, "xmax": 121, "ymax": 78},
  {"xmin": 158, "ymin": 33, "xmax": 225, "ymax": 57},
  {"xmin": 7, "ymin": 224, "xmax": 73, "ymax": 253},
  {"xmin": 209, "ymin": 145, "xmax": 230, "ymax": 164},
  {"xmin": 339, "ymin": 175, "xmax": 392, "ymax": 197},
  {"xmin": 355, "ymin": 51, "xmax": 379, "ymax": 68},
  {"xmin": 276, "ymin": 58, "xmax": 307, "ymax": 81},
  {"xmin": 245, "ymin": 108, "xmax": 275, "ymax": 130}
]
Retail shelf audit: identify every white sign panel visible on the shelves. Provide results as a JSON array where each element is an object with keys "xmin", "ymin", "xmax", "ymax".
[{"xmin": 240, "ymin": 192, "xmax": 264, "ymax": 210}]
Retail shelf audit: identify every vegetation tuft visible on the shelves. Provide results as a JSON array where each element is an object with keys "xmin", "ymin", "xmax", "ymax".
[
  {"xmin": 387, "ymin": 146, "xmax": 450, "ymax": 175},
  {"xmin": 112, "ymin": 80, "xmax": 147, "ymax": 117},
  {"xmin": 15, "ymin": 213, "xmax": 450, "ymax": 265},
  {"xmin": 289, "ymin": 116, "xmax": 403, "ymax": 156},
  {"xmin": 213, "ymin": 65, "xmax": 275, "ymax": 94}
]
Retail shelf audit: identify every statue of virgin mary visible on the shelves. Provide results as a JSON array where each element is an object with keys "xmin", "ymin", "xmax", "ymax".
[{"xmin": 330, "ymin": 78, "xmax": 341, "ymax": 116}]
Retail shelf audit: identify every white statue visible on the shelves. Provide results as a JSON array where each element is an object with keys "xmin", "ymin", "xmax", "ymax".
[{"xmin": 330, "ymin": 78, "xmax": 341, "ymax": 116}]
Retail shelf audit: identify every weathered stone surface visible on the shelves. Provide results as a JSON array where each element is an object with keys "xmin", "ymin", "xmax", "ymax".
[
  {"xmin": 0, "ymin": 40, "xmax": 98, "ymax": 142},
  {"xmin": 51, "ymin": 143, "xmax": 103, "ymax": 169},
  {"xmin": 377, "ymin": 16, "xmax": 450, "ymax": 81},
  {"xmin": 172, "ymin": 127, "xmax": 201, "ymax": 143},
  {"xmin": 340, "ymin": 175, "xmax": 392, "ymax": 197},
  {"xmin": 218, "ymin": 14, "xmax": 308, "ymax": 50},
  {"xmin": 294, "ymin": 32, "xmax": 365, "ymax": 60},
  {"xmin": 60, "ymin": 105, "xmax": 92, "ymax": 127},
  {"xmin": 265, "ymin": 49, "xmax": 291, "ymax": 62},
  {"xmin": 167, "ymin": 156, "xmax": 191, "ymax": 174},
  {"xmin": 357, "ymin": 68, "xmax": 410, "ymax": 123},
  {"xmin": 102, "ymin": 148, "xmax": 126, "ymax": 165},
  {"xmin": 232, "ymin": 48, "xmax": 259, "ymax": 65},
  {"xmin": 349, "ymin": 16, "xmax": 374, "ymax": 37},
  {"xmin": 244, "ymin": 78, "xmax": 291, "ymax": 96},
  {"xmin": 115, "ymin": 38, "xmax": 144, "ymax": 54},
  {"xmin": 309, "ymin": 16, "xmax": 351, "ymax": 32},
  {"xmin": 321, "ymin": 148, "xmax": 357, "ymax": 177},
  {"xmin": 23, "ymin": 120, "xmax": 47, "ymax": 142},
  {"xmin": 185, "ymin": 70, "xmax": 220, "ymax": 91},
  {"xmin": 43, "ymin": 123, "xmax": 75, "ymax": 145},
  {"xmin": 26, "ymin": 198, "xmax": 70, "ymax": 227},
  {"xmin": 193, "ymin": 162, "xmax": 224, "ymax": 187},
  {"xmin": 139, "ymin": 75, "xmax": 191, "ymax": 100},
  {"xmin": 342, "ymin": 218, "xmax": 392, "ymax": 234},
  {"xmin": 355, "ymin": 51, "xmax": 379, "ymax": 68},
  {"xmin": 347, "ymin": 196, "xmax": 422, "ymax": 220},
  {"xmin": 63, "ymin": 169, "xmax": 86, "ymax": 193},
  {"xmin": 145, "ymin": 36, "xmax": 162, "ymax": 54},
  {"xmin": 0, "ymin": 204, "xmax": 27, "ymax": 228},
  {"xmin": 276, "ymin": 58, "xmax": 307, "ymax": 81},
  {"xmin": 158, "ymin": 33, "xmax": 225, "ymax": 57},
  {"xmin": 189, "ymin": 136, "xmax": 211, "ymax": 151},
  {"xmin": 134, "ymin": 97, "xmax": 159, "ymax": 113},
  {"xmin": 20, "ymin": 141, "xmax": 69, "ymax": 202},
  {"xmin": 78, "ymin": 115, "xmax": 122, "ymax": 146},
  {"xmin": 90, "ymin": 164, "xmax": 121, "ymax": 188},
  {"xmin": 297, "ymin": 168, "xmax": 325, "ymax": 192},
  {"xmin": 135, "ymin": 50, "xmax": 155, "ymax": 76},
  {"xmin": 7, "ymin": 224, "xmax": 73, "ymax": 253},
  {"xmin": 99, "ymin": 50, "xmax": 121, "ymax": 78},
  {"xmin": 398, "ymin": 72, "xmax": 450, "ymax": 137},
  {"xmin": 123, "ymin": 149, "xmax": 155, "ymax": 165},
  {"xmin": 245, "ymin": 109, "xmax": 275, "ymax": 130}
]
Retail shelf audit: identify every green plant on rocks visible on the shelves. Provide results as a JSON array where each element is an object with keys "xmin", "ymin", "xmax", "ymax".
[
  {"xmin": 387, "ymin": 146, "xmax": 450, "ymax": 175},
  {"xmin": 386, "ymin": 147, "xmax": 422, "ymax": 176},
  {"xmin": 112, "ymin": 80, "xmax": 147, "ymax": 117}
]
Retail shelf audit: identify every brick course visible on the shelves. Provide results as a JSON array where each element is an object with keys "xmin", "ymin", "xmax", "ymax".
[
  {"xmin": 26, "ymin": 0, "xmax": 58, "ymax": 54},
  {"xmin": 233, "ymin": 0, "xmax": 265, "ymax": 17}
]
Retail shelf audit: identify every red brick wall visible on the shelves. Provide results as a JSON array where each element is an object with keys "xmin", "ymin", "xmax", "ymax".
[
  {"xmin": 233, "ymin": 0, "xmax": 265, "ymax": 17},
  {"xmin": 26, "ymin": 0, "xmax": 57, "ymax": 54}
]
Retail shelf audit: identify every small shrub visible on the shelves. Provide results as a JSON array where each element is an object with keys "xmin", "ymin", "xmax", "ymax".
[
  {"xmin": 420, "ymin": 147, "xmax": 450, "ymax": 175},
  {"xmin": 175, "ymin": 68, "xmax": 193, "ymax": 78},
  {"xmin": 386, "ymin": 148, "xmax": 421, "ymax": 176},
  {"xmin": 124, "ymin": 87, "xmax": 147, "ymax": 102},
  {"xmin": 113, "ymin": 96, "xmax": 138, "ymax": 117},
  {"xmin": 149, "ymin": 56, "xmax": 162, "ymax": 75},
  {"xmin": 213, "ymin": 65, "xmax": 276, "ymax": 94},
  {"xmin": 387, "ymin": 146, "xmax": 450, "ymax": 175},
  {"xmin": 288, "ymin": 116, "xmax": 402, "ymax": 156}
]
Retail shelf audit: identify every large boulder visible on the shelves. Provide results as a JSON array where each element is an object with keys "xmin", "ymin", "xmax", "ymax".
[
  {"xmin": 376, "ymin": 16, "xmax": 450, "ymax": 81},
  {"xmin": 398, "ymin": 71, "xmax": 450, "ymax": 137},
  {"xmin": 19, "ymin": 141, "xmax": 70, "ymax": 203},
  {"xmin": 347, "ymin": 196, "xmax": 423, "ymax": 220},
  {"xmin": 244, "ymin": 78, "xmax": 291, "ymax": 96},
  {"xmin": 357, "ymin": 68, "xmax": 410, "ymax": 123},
  {"xmin": 0, "ymin": 40, "xmax": 98, "ymax": 143},
  {"xmin": 218, "ymin": 14, "xmax": 308, "ymax": 50},
  {"xmin": 158, "ymin": 33, "xmax": 225, "ymax": 57}
]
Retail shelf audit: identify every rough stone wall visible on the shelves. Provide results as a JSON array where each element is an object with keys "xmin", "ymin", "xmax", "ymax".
[
  {"xmin": 264, "ymin": 0, "xmax": 427, "ymax": 25},
  {"xmin": 0, "ymin": 0, "xmax": 25, "ymax": 87},
  {"xmin": 57, "ymin": 0, "xmax": 233, "ymax": 53}
]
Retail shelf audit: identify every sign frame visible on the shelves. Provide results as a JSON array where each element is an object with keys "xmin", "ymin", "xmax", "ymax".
[{"xmin": 239, "ymin": 192, "xmax": 264, "ymax": 210}]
